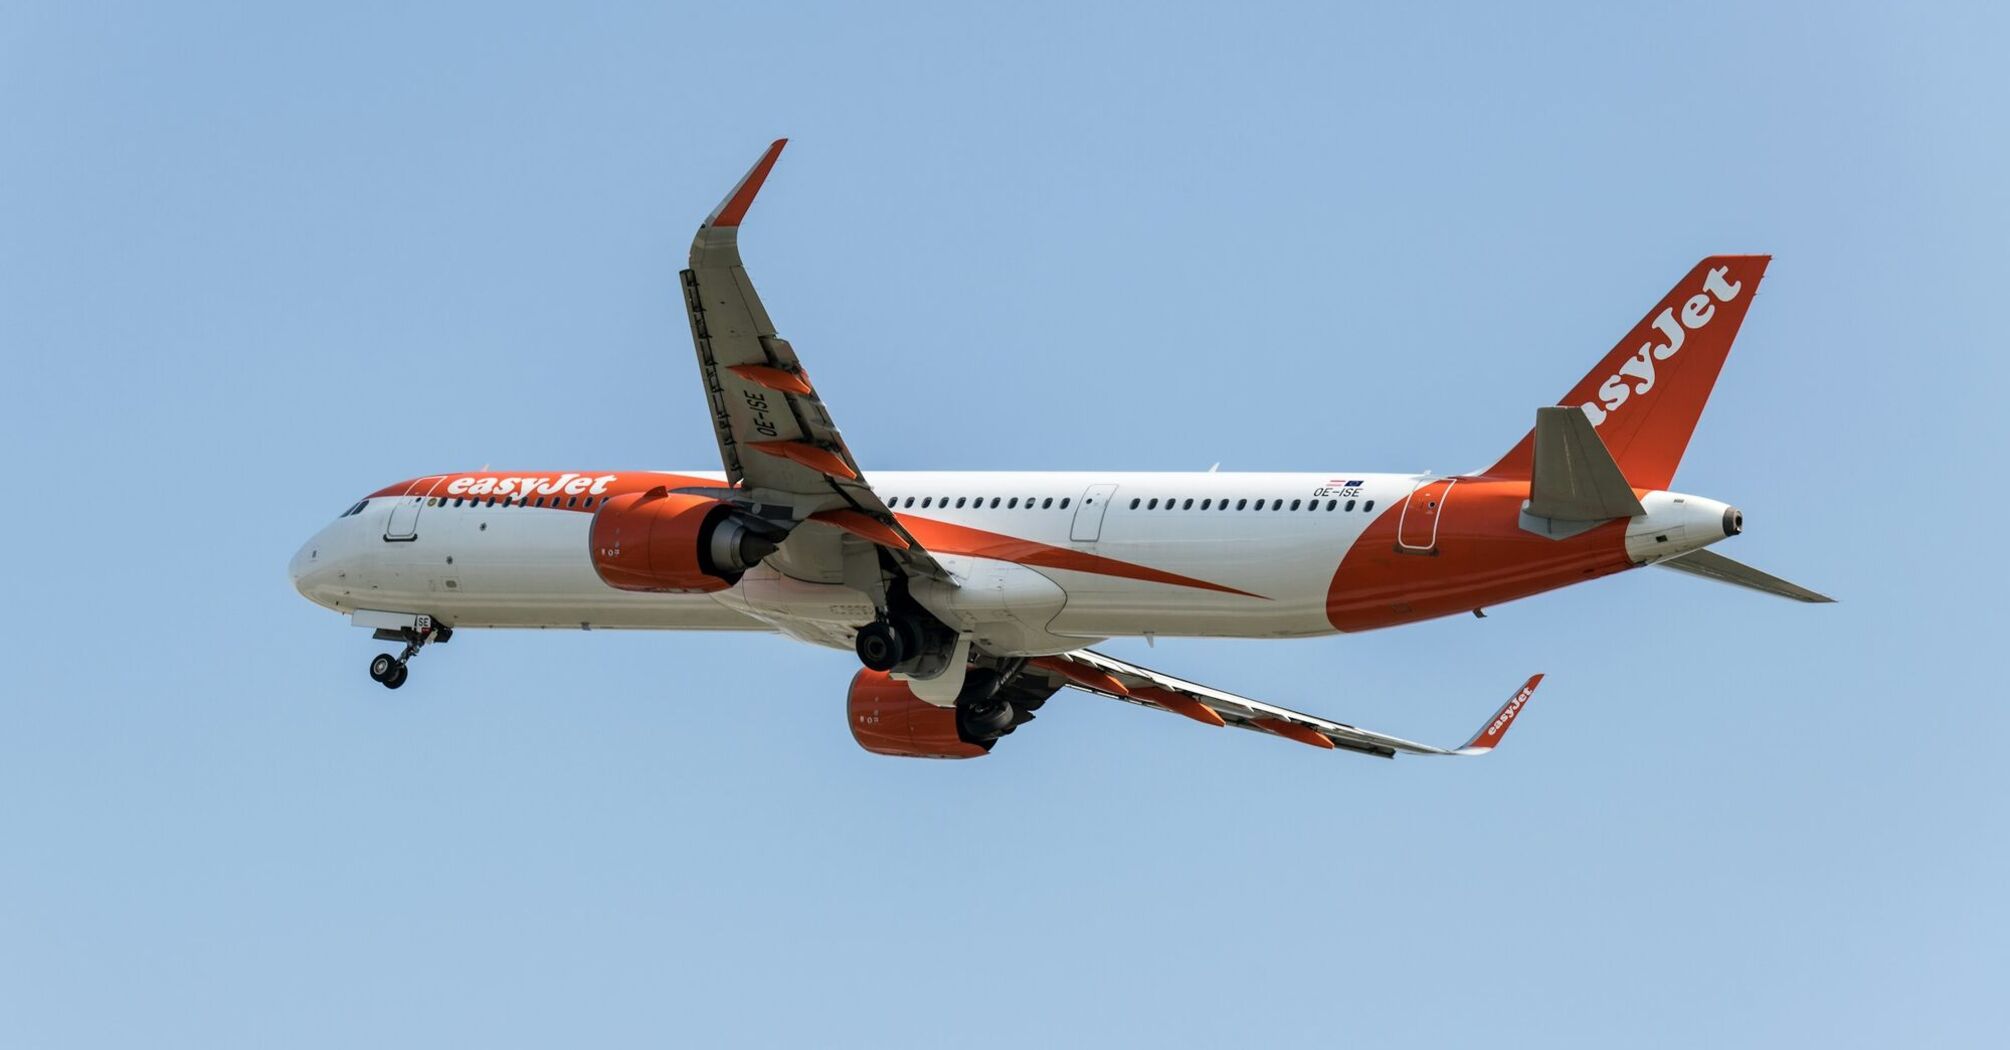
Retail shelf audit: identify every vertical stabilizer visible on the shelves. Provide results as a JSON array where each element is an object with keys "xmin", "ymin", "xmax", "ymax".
[{"xmin": 1489, "ymin": 255, "xmax": 1769, "ymax": 489}]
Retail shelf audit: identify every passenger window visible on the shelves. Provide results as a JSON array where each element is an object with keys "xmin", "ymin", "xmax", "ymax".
[
  {"xmin": 1042, "ymin": 498, "xmax": 1053, "ymax": 509},
  {"xmin": 1363, "ymin": 500, "xmax": 1375, "ymax": 511},
  {"xmin": 956, "ymin": 497, "xmax": 967, "ymax": 508},
  {"xmin": 1272, "ymin": 500, "xmax": 1283, "ymax": 511},
  {"xmin": 1148, "ymin": 498, "xmax": 1159, "ymax": 509},
  {"xmin": 1059, "ymin": 498, "xmax": 1070, "ymax": 509},
  {"xmin": 990, "ymin": 497, "xmax": 1001, "ymax": 508},
  {"xmin": 1290, "ymin": 500, "xmax": 1301, "ymax": 510},
  {"xmin": 1324, "ymin": 499, "xmax": 1335, "ymax": 511},
  {"xmin": 1006, "ymin": 497, "xmax": 1017, "ymax": 509},
  {"xmin": 1130, "ymin": 498, "xmax": 1141, "ymax": 509},
  {"xmin": 1180, "ymin": 499, "xmax": 1192, "ymax": 510},
  {"xmin": 1236, "ymin": 499, "xmax": 1248, "ymax": 510},
  {"xmin": 1200, "ymin": 499, "xmax": 1211, "ymax": 510},
  {"xmin": 921, "ymin": 497, "xmax": 932, "ymax": 508},
  {"xmin": 1345, "ymin": 499, "xmax": 1356, "ymax": 511}
]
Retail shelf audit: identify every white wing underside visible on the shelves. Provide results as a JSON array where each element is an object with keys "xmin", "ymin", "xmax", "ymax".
[{"xmin": 1035, "ymin": 650, "xmax": 1543, "ymax": 759}]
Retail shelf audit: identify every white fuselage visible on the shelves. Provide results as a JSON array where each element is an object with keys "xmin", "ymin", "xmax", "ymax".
[{"xmin": 294, "ymin": 471, "xmax": 1421, "ymax": 652}]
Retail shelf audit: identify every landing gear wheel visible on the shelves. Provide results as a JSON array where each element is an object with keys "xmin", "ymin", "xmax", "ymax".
[
  {"xmin": 369, "ymin": 653, "xmax": 398, "ymax": 683},
  {"xmin": 957, "ymin": 696, "xmax": 1018, "ymax": 742},
  {"xmin": 384, "ymin": 665, "xmax": 409, "ymax": 690},
  {"xmin": 855, "ymin": 621, "xmax": 906, "ymax": 672}
]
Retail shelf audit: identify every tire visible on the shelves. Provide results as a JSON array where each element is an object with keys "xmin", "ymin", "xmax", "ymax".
[
  {"xmin": 855, "ymin": 622, "xmax": 905, "ymax": 672},
  {"xmin": 384, "ymin": 665, "xmax": 409, "ymax": 690},
  {"xmin": 369, "ymin": 653, "xmax": 397, "ymax": 682},
  {"xmin": 956, "ymin": 696, "xmax": 1018, "ymax": 742}
]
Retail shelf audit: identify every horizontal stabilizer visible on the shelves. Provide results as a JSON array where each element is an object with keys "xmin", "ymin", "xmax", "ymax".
[
  {"xmin": 1658, "ymin": 549, "xmax": 1835, "ymax": 603},
  {"xmin": 1526, "ymin": 406, "xmax": 1647, "ymax": 521}
]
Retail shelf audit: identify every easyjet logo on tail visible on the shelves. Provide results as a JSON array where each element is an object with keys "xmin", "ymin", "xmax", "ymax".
[{"xmin": 1581, "ymin": 266, "xmax": 1743, "ymax": 426}]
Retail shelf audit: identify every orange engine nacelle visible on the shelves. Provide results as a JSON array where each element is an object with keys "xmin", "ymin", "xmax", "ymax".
[
  {"xmin": 589, "ymin": 488, "xmax": 777, "ymax": 593},
  {"xmin": 847, "ymin": 670, "xmax": 989, "ymax": 759}
]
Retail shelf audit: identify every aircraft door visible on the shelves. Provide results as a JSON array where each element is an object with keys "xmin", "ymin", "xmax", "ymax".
[
  {"xmin": 384, "ymin": 497, "xmax": 424, "ymax": 541},
  {"xmin": 1070, "ymin": 483, "xmax": 1119, "ymax": 542},
  {"xmin": 1396, "ymin": 478, "xmax": 1457, "ymax": 552},
  {"xmin": 383, "ymin": 476, "xmax": 446, "ymax": 542}
]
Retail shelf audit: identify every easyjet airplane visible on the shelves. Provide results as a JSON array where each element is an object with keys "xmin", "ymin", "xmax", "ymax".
[{"xmin": 290, "ymin": 140, "xmax": 1830, "ymax": 760}]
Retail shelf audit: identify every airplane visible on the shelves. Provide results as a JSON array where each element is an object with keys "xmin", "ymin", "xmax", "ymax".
[{"xmin": 289, "ymin": 139, "xmax": 1830, "ymax": 761}]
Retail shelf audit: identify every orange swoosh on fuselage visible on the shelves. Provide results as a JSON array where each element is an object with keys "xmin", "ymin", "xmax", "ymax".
[{"xmin": 895, "ymin": 515, "xmax": 1267, "ymax": 600}]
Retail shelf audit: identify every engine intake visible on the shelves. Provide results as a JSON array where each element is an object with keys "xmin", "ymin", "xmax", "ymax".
[
  {"xmin": 847, "ymin": 670, "xmax": 990, "ymax": 759},
  {"xmin": 590, "ymin": 488, "xmax": 779, "ymax": 593}
]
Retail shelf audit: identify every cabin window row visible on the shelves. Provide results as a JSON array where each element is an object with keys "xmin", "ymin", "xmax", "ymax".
[
  {"xmin": 885, "ymin": 496, "xmax": 1071, "ymax": 510},
  {"xmin": 1125, "ymin": 496, "xmax": 1375, "ymax": 513},
  {"xmin": 424, "ymin": 495, "xmax": 605, "ymax": 510}
]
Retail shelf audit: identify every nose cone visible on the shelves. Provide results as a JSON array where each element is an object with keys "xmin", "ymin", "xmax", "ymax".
[{"xmin": 290, "ymin": 531, "xmax": 341, "ymax": 608}]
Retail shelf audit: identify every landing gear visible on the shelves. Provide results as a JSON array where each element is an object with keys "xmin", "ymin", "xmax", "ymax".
[
  {"xmin": 367, "ymin": 620, "xmax": 444, "ymax": 690},
  {"xmin": 855, "ymin": 621, "xmax": 904, "ymax": 672},
  {"xmin": 954, "ymin": 668, "xmax": 1017, "ymax": 741},
  {"xmin": 855, "ymin": 616, "xmax": 925, "ymax": 673}
]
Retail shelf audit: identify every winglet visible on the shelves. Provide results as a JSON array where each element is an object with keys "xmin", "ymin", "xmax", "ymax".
[
  {"xmin": 1456, "ymin": 674, "xmax": 1544, "ymax": 754},
  {"xmin": 705, "ymin": 139, "xmax": 788, "ymax": 229}
]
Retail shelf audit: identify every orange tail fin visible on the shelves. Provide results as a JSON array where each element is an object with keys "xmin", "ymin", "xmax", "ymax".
[{"xmin": 1487, "ymin": 255, "xmax": 1770, "ymax": 489}]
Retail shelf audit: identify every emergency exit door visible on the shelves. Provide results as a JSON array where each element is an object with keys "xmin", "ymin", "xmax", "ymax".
[{"xmin": 1070, "ymin": 483, "xmax": 1119, "ymax": 542}]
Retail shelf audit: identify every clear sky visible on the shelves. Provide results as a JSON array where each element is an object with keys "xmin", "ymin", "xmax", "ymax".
[{"xmin": 4, "ymin": 2, "xmax": 2005, "ymax": 1046}]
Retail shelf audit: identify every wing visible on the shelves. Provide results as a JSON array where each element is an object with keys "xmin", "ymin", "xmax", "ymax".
[
  {"xmin": 1025, "ymin": 650, "xmax": 1543, "ymax": 759},
  {"xmin": 681, "ymin": 140, "xmax": 946, "ymax": 580}
]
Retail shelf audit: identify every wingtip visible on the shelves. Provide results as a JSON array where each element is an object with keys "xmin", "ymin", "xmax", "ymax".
[
  {"xmin": 705, "ymin": 138, "xmax": 790, "ymax": 229},
  {"xmin": 1457, "ymin": 673, "xmax": 1543, "ymax": 754}
]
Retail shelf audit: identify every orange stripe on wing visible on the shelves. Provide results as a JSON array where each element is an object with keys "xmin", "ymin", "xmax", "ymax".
[{"xmin": 895, "ymin": 516, "xmax": 1267, "ymax": 599}]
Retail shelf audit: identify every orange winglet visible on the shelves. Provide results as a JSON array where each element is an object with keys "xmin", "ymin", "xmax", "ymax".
[
  {"xmin": 728, "ymin": 364, "xmax": 814, "ymax": 396},
  {"xmin": 749, "ymin": 440, "xmax": 857, "ymax": 480},
  {"xmin": 708, "ymin": 139, "xmax": 788, "ymax": 228},
  {"xmin": 1031, "ymin": 657, "xmax": 1130, "ymax": 697},
  {"xmin": 1131, "ymin": 685, "xmax": 1227, "ymax": 727},
  {"xmin": 1458, "ymin": 673, "xmax": 1544, "ymax": 753},
  {"xmin": 808, "ymin": 509, "xmax": 910, "ymax": 550},
  {"xmin": 1249, "ymin": 718, "xmax": 1336, "ymax": 750}
]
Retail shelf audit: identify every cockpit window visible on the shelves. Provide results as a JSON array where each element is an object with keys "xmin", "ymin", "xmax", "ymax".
[{"xmin": 339, "ymin": 500, "xmax": 369, "ymax": 518}]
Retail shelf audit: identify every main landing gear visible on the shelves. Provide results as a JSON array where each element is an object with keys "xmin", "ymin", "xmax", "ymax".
[
  {"xmin": 854, "ymin": 617, "xmax": 924, "ymax": 672},
  {"xmin": 368, "ymin": 621, "xmax": 451, "ymax": 690}
]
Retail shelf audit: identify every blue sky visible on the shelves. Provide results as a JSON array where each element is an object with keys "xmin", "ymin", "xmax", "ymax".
[{"xmin": 4, "ymin": 2, "xmax": 2005, "ymax": 1046}]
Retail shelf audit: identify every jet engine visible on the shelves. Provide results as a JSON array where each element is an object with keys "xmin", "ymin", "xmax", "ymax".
[
  {"xmin": 590, "ymin": 487, "xmax": 780, "ymax": 593},
  {"xmin": 846, "ymin": 670, "xmax": 991, "ymax": 759}
]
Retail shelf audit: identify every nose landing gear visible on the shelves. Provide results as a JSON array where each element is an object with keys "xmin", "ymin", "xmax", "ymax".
[{"xmin": 366, "ymin": 620, "xmax": 450, "ymax": 690}]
